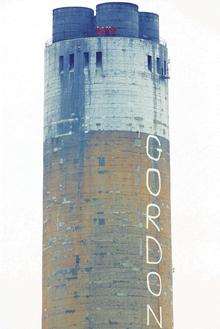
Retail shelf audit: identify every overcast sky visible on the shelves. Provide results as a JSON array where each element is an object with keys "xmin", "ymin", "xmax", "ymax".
[{"xmin": 0, "ymin": 0, "xmax": 220, "ymax": 328}]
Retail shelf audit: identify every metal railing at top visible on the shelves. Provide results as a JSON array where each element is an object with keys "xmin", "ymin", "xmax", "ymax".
[
  {"xmin": 45, "ymin": 36, "xmax": 168, "ymax": 47},
  {"xmin": 160, "ymin": 38, "xmax": 167, "ymax": 47},
  {"xmin": 45, "ymin": 39, "xmax": 53, "ymax": 47}
]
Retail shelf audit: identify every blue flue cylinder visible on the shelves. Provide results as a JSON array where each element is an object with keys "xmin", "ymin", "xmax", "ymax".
[
  {"xmin": 53, "ymin": 7, "xmax": 94, "ymax": 42},
  {"xmin": 96, "ymin": 2, "xmax": 139, "ymax": 37},
  {"xmin": 139, "ymin": 12, "xmax": 159, "ymax": 41}
]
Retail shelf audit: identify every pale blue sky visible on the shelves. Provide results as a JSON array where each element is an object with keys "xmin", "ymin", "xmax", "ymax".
[{"xmin": 0, "ymin": 1, "xmax": 220, "ymax": 328}]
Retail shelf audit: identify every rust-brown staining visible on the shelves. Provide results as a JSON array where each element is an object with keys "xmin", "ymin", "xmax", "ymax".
[{"xmin": 43, "ymin": 131, "xmax": 173, "ymax": 329}]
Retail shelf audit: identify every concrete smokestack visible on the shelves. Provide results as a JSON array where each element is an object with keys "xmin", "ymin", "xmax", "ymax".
[{"xmin": 43, "ymin": 2, "xmax": 173, "ymax": 328}]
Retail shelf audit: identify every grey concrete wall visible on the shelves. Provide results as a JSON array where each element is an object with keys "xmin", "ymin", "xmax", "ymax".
[{"xmin": 44, "ymin": 37, "xmax": 169, "ymax": 139}]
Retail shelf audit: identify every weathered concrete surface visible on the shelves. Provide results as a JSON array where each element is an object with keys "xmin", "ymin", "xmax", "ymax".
[
  {"xmin": 43, "ymin": 34, "xmax": 173, "ymax": 329},
  {"xmin": 44, "ymin": 37, "xmax": 169, "ymax": 140},
  {"xmin": 43, "ymin": 132, "xmax": 172, "ymax": 328}
]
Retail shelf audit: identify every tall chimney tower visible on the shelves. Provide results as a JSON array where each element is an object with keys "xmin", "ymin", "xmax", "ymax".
[{"xmin": 43, "ymin": 2, "xmax": 173, "ymax": 328}]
